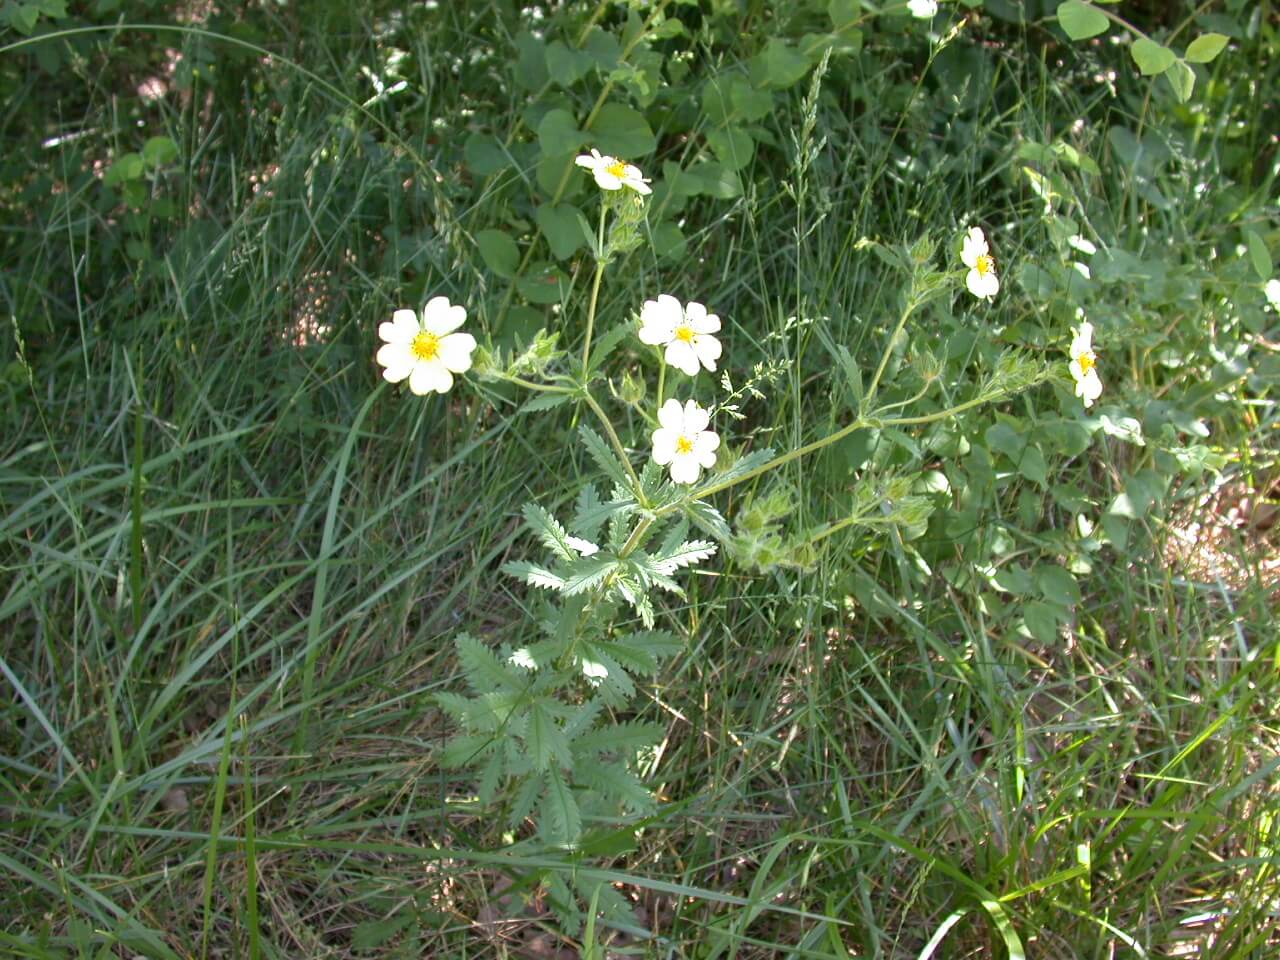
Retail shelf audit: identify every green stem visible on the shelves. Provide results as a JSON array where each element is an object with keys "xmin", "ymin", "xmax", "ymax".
[
  {"xmin": 581, "ymin": 205, "xmax": 609, "ymax": 371},
  {"xmin": 617, "ymin": 515, "xmax": 654, "ymax": 558},
  {"xmin": 864, "ymin": 300, "xmax": 916, "ymax": 407},
  {"xmin": 656, "ymin": 354, "xmax": 666, "ymax": 409}
]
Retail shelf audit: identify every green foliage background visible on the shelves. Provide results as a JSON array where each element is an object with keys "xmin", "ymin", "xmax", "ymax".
[{"xmin": 1, "ymin": 0, "xmax": 1277, "ymax": 956}]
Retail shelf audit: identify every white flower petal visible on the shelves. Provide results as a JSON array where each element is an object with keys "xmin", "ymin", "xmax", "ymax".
[
  {"xmin": 380, "ymin": 309, "xmax": 420, "ymax": 344},
  {"xmin": 665, "ymin": 340, "xmax": 701, "ymax": 377},
  {"xmin": 961, "ymin": 227, "xmax": 988, "ymax": 268},
  {"xmin": 409, "ymin": 362, "xmax": 452, "ymax": 395},
  {"xmin": 593, "ymin": 168, "xmax": 623, "ymax": 190},
  {"xmin": 437, "ymin": 332, "xmax": 477, "ymax": 372},
  {"xmin": 683, "ymin": 399, "xmax": 709, "ymax": 434},
  {"xmin": 1265, "ymin": 278, "xmax": 1280, "ymax": 311},
  {"xmin": 639, "ymin": 296, "xmax": 679, "ymax": 344},
  {"xmin": 691, "ymin": 311, "xmax": 721, "ymax": 335},
  {"xmin": 669, "ymin": 454, "xmax": 701, "ymax": 485},
  {"xmin": 907, "ymin": 0, "xmax": 938, "ymax": 17},
  {"xmin": 652, "ymin": 427, "xmax": 678, "ymax": 465},
  {"xmin": 376, "ymin": 341, "xmax": 413, "ymax": 373},
  {"xmin": 657, "ymin": 398, "xmax": 685, "ymax": 432},
  {"xmin": 423, "ymin": 296, "xmax": 466, "ymax": 335},
  {"xmin": 966, "ymin": 267, "xmax": 999, "ymax": 300},
  {"xmin": 693, "ymin": 336, "xmax": 722, "ymax": 371},
  {"xmin": 693, "ymin": 431, "xmax": 720, "ymax": 467}
]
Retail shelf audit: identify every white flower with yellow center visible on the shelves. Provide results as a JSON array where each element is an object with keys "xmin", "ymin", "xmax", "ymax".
[
  {"xmin": 376, "ymin": 296, "xmax": 477, "ymax": 395},
  {"xmin": 652, "ymin": 398, "xmax": 720, "ymax": 485},
  {"xmin": 638, "ymin": 294, "xmax": 723, "ymax": 376},
  {"xmin": 1068, "ymin": 321, "xmax": 1103, "ymax": 408},
  {"xmin": 907, "ymin": 0, "xmax": 938, "ymax": 17},
  {"xmin": 574, "ymin": 148, "xmax": 652, "ymax": 195},
  {"xmin": 961, "ymin": 226, "xmax": 1000, "ymax": 300}
]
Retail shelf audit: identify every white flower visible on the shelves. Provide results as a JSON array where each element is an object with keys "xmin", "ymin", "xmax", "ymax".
[
  {"xmin": 907, "ymin": 0, "xmax": 938, "ymax": 17},
  {"xmin": 1068, "ymin": 234, "xmax": 1097, "ymax": 256},
  {"xmin": 652, "ymin": 398, "xmax": 720, "ymax": 485},
  {"xmin": 1069, "ymin": 321, "xmax": 1103, "ymax": 408},
  {"xmin": 376, "ymin": 296, "xmax": 476, "ymax": 395},
  {"xmin": 574, "ymin": 148, "xmax": 652, "ymax": 195},
  {"xmin": 1265, "ymin": 278, "xmax": 1280, "ymax": 311},
  {"xmin": 638, "ymin": 294, "xmax": 723, "ymax": 376},
  {"xmin": 961, "ymin": 226, "xmax": 1000, "ymax": 300}
]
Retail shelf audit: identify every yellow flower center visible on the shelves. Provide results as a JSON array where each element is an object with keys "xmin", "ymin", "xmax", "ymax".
[
  {"xmin": 975, "ymin": 254, "xmax": 995, "ymax": 277},
  {"xmin": 605, "ymin": 160, "xmax": 628, "ymax": 179},
  {"xmin": 411, "ymin": 330, "xmax": 441, "ymax": 362},
  {"xmin": 674, "ymin": 325, "xmax": 695, "ymax": 344},
  {"xmin": 675, "ymin": 436, "xmax": 693, "ymax": 455},
  {"xmin": 1077, "ymin": 350, "xmax": 1096, "ymax": 376}
]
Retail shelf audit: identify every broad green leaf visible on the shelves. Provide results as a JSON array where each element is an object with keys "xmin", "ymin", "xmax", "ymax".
[
  {"xmin": 545, "ymin": 39, "xmax": 592, "ymax": 87},
  {"xmin": 535, "ymin": 202, "xmax": 589, "ymax": 260},
  {"xmin": 591, "ymin": 103, "xmax": 656, "ymax": 158},
  {"xmin": 684, "ymin": 161, "xmax": 743, "ymax": 199},
  {"xmin": 753, "ymin": 38, "xmax": 811, "ymax": 89},
  {"xmin": 463, "ymin": 132, "xmax": 506, "ymax": 175},
  {"xmin": 1022, "ymin": 602, "xmax": 1062, "ymax": 645},
  {"xmin": 650, "ymin": 220, "xmax": 686, "ymax": 259},
  {"xmin": 1131, "ymin": 38, "xmax": 1175, "ymax": 76},
  {"xmin": 536, "ymin": 108, "xmax": 585, "ymax": 154},
  {"xmin": 994, "ymin": 565, "xmax": 1034, "ymax": 596},
  {"xmin": 984, "ymin": 422, "xmax": 1026, "ymax": 461},
  {"xmin": 475, "ymin": 229, "xmax": 519, "ymax": 279},
  {"xmin": 1244, "ymin": 229, "xmax": 1272, "ymax": 281},
  {"xmin": 730, "ymin": 77, "xmax": 774, "ymax": 121},
  {"xmin": 1056, "ymin": 1, "xmax": 1108, "ymax": 41},
  {"xmin": 1163, "ymin": 59, "xmax": 1195, "ymax": 102},
  {"xmin": 142, "ymin": 136, "xmax": 179, "ymax": 167},
  {"xmin": 827, "ymin": 0, "xmax": 861, "ymax": 30},
  {"xmin": 1036, "ymin": 565, "xmax": 1081, "ymax": 606},
  {"xmin": 706, "ymin": 127, "xmax": 755, "ymax": 171},
  {"xmin": 516, "ymin": 263, "xmax": 569, "ymax": 304},
  {"xmin": 513, "ymin": 30, "xmax": 549, "ymax": 89},
  {"xmin": 1017, "ymin": 444, "xmax": 1048, "ymax": 486},
  {"xmin": 1184, "ymin": 32, "xmax": 1228, "ymax": 63},
  {"xmin": 104, "ymin": 153, "xmax": 145, "ymax": 186}
]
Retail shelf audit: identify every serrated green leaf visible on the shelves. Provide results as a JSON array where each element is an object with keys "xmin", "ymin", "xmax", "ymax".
[
  {"xmin": 617, "ymin": 629, "xmax": 683, "ymax": 662},
  {"xmin": 578, "ymin": 762, "xmax": 655, "ymax": 814},
  {"xmin": 561, "ymin": 556, "xmax": 619, "ymax": 595},
  {"xmin": 455, "ymin": 633, "xmax": 522, "ymax": 694},
  {"xmin": 590, "ymin": 639, "xmax": 657, "ymax": 676},
  {"xmin": 584, "ymin": 319, "xmax": 633, "ymax": 377},
  {"xmin": 439, "ymin": 733, "xmax": 496, "ymax": 769},
  {"xmin": 683, "ymin": 500, "xmax": 732, "ymax": 543},
  {"xmin": 476, "ymin": 229, "xmax": 519, "ymax": 279},
  {"xmin": 526, "ymin": 701, "xmax": 571, "ymax": 771},
  {"xmin": 574, "ymin": 485, "xmax": 631, "ymax": 541},
  {"xmin": 508, "ymin": 772, "xmax": 543, "ymax": 828},
  {"xmin": 351, "ymin": 913, "xmax": 415, "ymax": 950},
  {"xmin": 696, "ymin": 448, "xmax": 776, "ymax": 494},
  {"xmin": 1184, "ymin": 32, "xmax": 1228, "ymax": 63},
  {"xmin": 519, "ymin": 392, "xmax": 573, "ymax": 414},
  {"xmin": 579, "ymin": 425, "xmax": 635, "ymax": 489},
  {"xmin": 540, "ymin": 768, "xmax": 582, "ymax": 846},
  {"xmin": 522, "ymin": 502, "xmax": 575, "ymax": 562},
  {"xmin": 433, "ymin": 691, "xmax": 474, "ymax": 721},
  {"xmin": 1131, "ymin": 38, "xmax": 1175, "ymax": 76},
  {"xmin": 572, "ymin": 720, "xmax": 664, "ymax": 756},
  {"xmin": 1056, "ymin": 1, "xmax": 1108, "ymax": 41},
  {"xmin": 651, "ymin": 539, "xmax": 717, "ymax": 575},
  {"xmin": 501, "ymin": 560, "xmax": 566, "ymax": 590}
]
